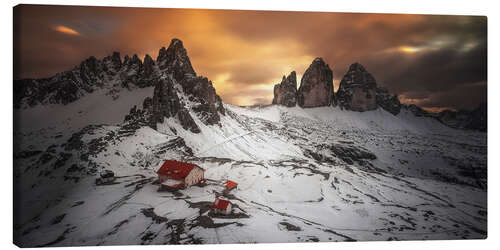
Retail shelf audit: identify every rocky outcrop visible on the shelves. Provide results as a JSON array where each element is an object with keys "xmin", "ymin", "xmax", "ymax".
[
  {"xmin": 147, "ymin": 77, "xmax": 200, "ymax": 133},
  {"xmin": 102, "ymin": 52, "xmax": 122, "ymax": 74},
  {"xmin": 182, "ymin": 76, "xmax": 225, "ymax": 125},
  {"xmin": 14, "ymin": 52, "xmax": 157, "ymax": 108},
  {"xmin": 337, "ymin": 62, "xmax": 403, "ymax": 115},
  {"xmin": 336, "ymin": 63, "xmax": 377, "ymax": 112},
  {"xmin": 401, "ymin": 102, "xmax": 487, "ymax": 132},
  {"xmin": 297, "ymin": 58, "xmax": 335, "ymax": 108},
  {"xmin": 143, "ymin": 54, "xmax": 155, "ymax": 77},
  {"xmin": 436, "ymin": 103, "xmax": 487, "ymax": 132},
  {"xmin": 465, "ymin": 102, "xmax": 487, "ymax": 132},
  {"xmin": 376, "ymin": 87, "xmax": 402, "ymax": 115},
  {"xmin": 272, "ymin": 71, "xmax": 297, "ymax": 107},
  {"xmin": 404, "ymin": 104, "xmax": 430, "ymax": 117},
  {"xmin": 124, "ymin": 39, "xmax": 227, "ymax": 133},
  {"xmin": 156, "ymin": 38, "xmax": 195, "ymax": 82}
]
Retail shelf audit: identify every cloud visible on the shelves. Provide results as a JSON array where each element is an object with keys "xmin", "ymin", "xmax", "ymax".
[
  {"xmin": 14, "ymin": 5, "xmax": 487, "ymax": 110},
  {"xmin": 53, "ymin": 25, "xmax": 80, "ymax": 36}
]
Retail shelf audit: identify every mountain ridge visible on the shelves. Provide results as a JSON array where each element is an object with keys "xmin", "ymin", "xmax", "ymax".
[{"xmin": 14, "ymin": 38, "xmax": 486, "ymax": 133}]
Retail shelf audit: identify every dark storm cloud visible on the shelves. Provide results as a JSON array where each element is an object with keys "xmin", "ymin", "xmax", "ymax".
[{"xmin": 14, "ymin": 5, "xmax": 486, "ymax": 109}]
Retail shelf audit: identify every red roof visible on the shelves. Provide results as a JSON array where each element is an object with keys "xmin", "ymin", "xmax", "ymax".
[
  {"xmin": 223, "ymin": 180, "xmax": 238, "ymax": 190},
  {"xmin": 157, "ymin": 160, "xmax": 197, "ymax": 180},
  {"xmin": 212, "ymin": 196, "xmax": 231, "ymax": 211}
]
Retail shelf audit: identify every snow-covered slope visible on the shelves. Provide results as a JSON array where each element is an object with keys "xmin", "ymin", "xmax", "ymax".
[{"xmin": 14, "ymin": 90, "xmax": 487, "ymax": 246}]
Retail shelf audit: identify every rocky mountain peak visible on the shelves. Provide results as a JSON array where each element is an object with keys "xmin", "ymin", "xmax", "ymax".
[
  {"xmin": 336, "ymin": 62, "xmax": 402, "ymax": 114},
  {"xmin": 336, "ymin": 63, "xmax": 378, "ymax": 112},
  {"xmin": 342, "ymin": 62, "xmax": 376, "ymax": 87},
  {"xmin": 286, "ymin": 71, "xmax": 297, "ymax": 83},
  {"xmin": 104, "ymin": 52, "xmax": 122, "ymax": 71},
  {"xmin": 297, "ymin": 57, "xmax": 335, "ymax": 108},
  {"xmin": 143, "ymin": 54, "xmax": 155, "ymax": 77},
  {"xmin": 123, "ymin": 38, "xmax": 225, "ymax": 133},
  {"xmin": 348, "ymin": 62, "xmax": 366, "ymax": 72},
  {"xmin": 272, "ymin": 71, "xmax": 297, "ymax": 107},
  {"xmin": 156, "ymin": 38, "xmax": 195, "ymax": 81}
]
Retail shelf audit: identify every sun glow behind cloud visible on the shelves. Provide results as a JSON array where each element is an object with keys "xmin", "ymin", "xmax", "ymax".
[
  {"xmin": 53, "ymin": 25, "xmax": 80, "ymax": 36},
  {"xmin": 399, "ymin": 46, "xmax": 422, "ymax": 53}
]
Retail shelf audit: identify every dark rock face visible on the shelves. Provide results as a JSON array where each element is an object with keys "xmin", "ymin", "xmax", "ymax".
[
  {"xmin": 405, "ymin": 104, "xmax": 430, "ymax": 117},
  {"xmin": 336, "ymin": 63, "xmax": 377, "ymax": 112},
  {"xmin": 156, "ymin": 38, "xmax": 195, "ymax": 82},
  {"xmin": 297, "ymin": 58, "xmax": 335, "ymax": 108},
  {"xmin": 376, "ymin": 87, "xmax": 402, "ymax": 115},
  {"xmin": 272, "ymin": 71, "xmax": 297, "ymax": 107},
  {"xmin": 181, "ymin": 76, "xmax": 225, "ymax": 125},
  {"xmin": 102, "ymin": 52, "xmax": 122, "ymax": 74},
  {"xmin": 402, "ymin": 102, "xmax": 487, "ymax": 132},
  {"xmin": 465, "ymin": 102, "xmax": 487, "ymax": 132},
  {"xmin": 143, "ymin": 54, "xmax": 155, "ymax": 77},
  {"xmin": 128, "ymin": 39, "xmax": 224, "ymax": 133},
  {"xmin": 436, "ymin": 103, "xmax": 487, "ymax": 132},
  {"xmin": 131, "ymin": 77, "xmax": 201, "ymax": 133}
]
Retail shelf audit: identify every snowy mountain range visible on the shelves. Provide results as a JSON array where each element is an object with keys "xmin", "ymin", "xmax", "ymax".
[{"xmin": 13, "ymin": 39, "xmax": 487, "ymax": 246}]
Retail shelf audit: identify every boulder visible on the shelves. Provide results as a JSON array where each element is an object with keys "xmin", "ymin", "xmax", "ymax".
[
  {"xmin": 272, "ymin": 71, "xmax": 297, "ymax": 107},
  {"xmin": 297, "ymin": 58, "xmax": 335, "ymax": 108}
]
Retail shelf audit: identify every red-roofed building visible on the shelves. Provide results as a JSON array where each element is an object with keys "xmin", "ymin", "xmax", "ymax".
[
  {"xmin": 157, "ymin": 160, "xmax": 205, "ymax": 190},
  {"xmin": 212, "ymin": 196, "xmax": 232, "ymax": 215},
  {"xmin": 222, "ymin": 180, "xmax": 238, "ymax": 191}
]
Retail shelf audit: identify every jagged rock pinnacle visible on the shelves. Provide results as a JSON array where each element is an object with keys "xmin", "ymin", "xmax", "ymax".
[
  {"xmin": 272, "ymin": 71, "xmax": 297, "ymax": 107},
  {"xmin": 297, "ymin": 58, "xmax": 335, "ymax": 108}
]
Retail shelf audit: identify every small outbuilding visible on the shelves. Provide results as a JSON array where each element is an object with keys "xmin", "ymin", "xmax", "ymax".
[
  {"xmin": 222, "ymin": 180, "xmax": 238, "ymax": 196},
  {"xmin": 212, "ymin": 196, "xmax": 232, "ymax": 215},
  {"xmin": 156, "ymin": 160, "xmax": 205, "ymax": 190}
]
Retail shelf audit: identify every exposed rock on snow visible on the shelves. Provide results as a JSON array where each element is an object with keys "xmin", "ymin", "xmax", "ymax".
[
  {"xmin": 272, "ymin": 71, "xmax": 298, "ymax": 107},
  {"xmin": 14, "ymin": 102, "xmax": 487, "ymax": 246},
  {"xmin": 297, "ymin": 58, "xmax": 335, "ymax": 108},
  {"xmin": 181, "ymin": 76, "xmax": 226, "ymax": 125},
  {"xmin": 148, "ymin": 77, "xmax": 200, "ymax": 133}
]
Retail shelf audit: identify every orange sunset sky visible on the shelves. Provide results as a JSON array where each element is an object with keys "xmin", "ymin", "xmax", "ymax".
[{"xmin": 14, "ymin": 5, "xmax": 487, "ymax": 111}]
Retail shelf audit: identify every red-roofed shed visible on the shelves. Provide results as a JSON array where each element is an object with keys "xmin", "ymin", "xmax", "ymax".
[
  {"xmin": 157, "ymin": 160, "xmax": 205, "ymax": 189},
  {"xmin": 223, "ymin": 180, "xmax": 238, "ymax": 191},
  {"xmin": 212, "ymin": 196, "xmax": 232, "ymax": 215}
]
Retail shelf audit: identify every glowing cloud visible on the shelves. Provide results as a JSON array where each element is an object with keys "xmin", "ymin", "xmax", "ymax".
[
  {"xmin": 399, "ymin": 46, "xmax": 422, "ymax": 53},
  {"xmin": 53, "ymin": 25, "xmax": 80, "ymax": 36}
]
